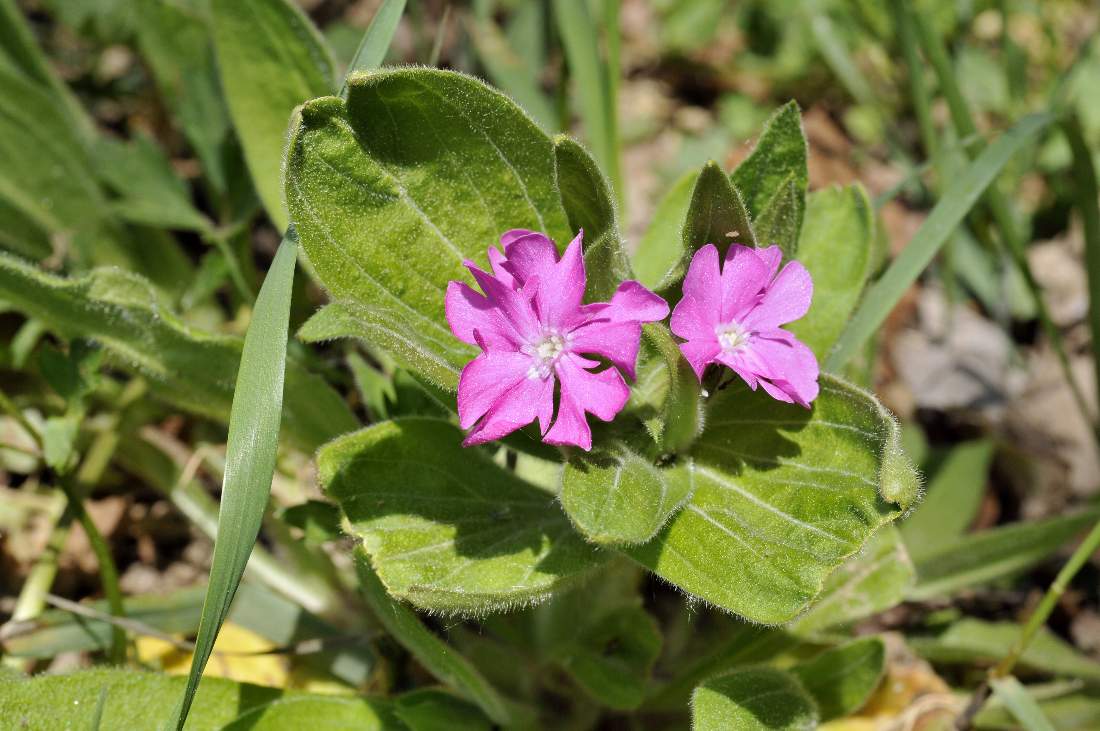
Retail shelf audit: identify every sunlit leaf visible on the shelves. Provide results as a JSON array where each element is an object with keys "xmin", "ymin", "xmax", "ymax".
[
  {"xmin": 692, "ymin": 667, "xmax": 817, "ymax": 730},
  {"xmin": 791, "ymin": 637, "xmax": 885, "ymax": 721}
]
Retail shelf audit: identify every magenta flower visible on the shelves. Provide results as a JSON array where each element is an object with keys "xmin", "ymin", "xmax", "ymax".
[
  {"xmin": 670, "ymin": 243, "xmax": 819, "ymax": 407},
  {"xmin": 446, "ymin": 229, "xmax": 668, "ymax": 450}
]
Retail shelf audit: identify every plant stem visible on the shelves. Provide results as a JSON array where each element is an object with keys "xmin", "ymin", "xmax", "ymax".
[
  {"xmin": 0, "ymin": 388, "xmax": 43, "ymax": 452},
  {"xmin": 66, "ymin": 487, "xmax": 127, "ymax": 664}
]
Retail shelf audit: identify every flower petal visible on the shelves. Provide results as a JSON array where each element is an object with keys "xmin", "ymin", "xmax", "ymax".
[
  {"xmin": 487, "ymin": 246, "xmax": 517, "ymax": 289},
  {"xmin": 463, "ymin": 374, "xmax": 556, "ymax": 446},
  {"xmin": 755, "ymin": 244, "xmax": 783, "ymax": 279},
  {"xmin": 544, "ymin": 354, "xmax": 630, "ymax": 450},
  {"xmin": 747, "ymin": 331, "xmax": 820, "ymax": 407},
  {"xmin": 678, "ymin": 337, "xmax": 721, "ymax": 381},
  {"xmin": 535, "ymin": 231, "xmax": 586, "ymax": 326},
  {"xmin": 670, "ymin": 293, "xmax": 718, "ymax": 343},
  {"xmin": 568, "ymin": 280, "xmax": 668, "ymax": 379},
  {"xmin": 742, "ymin": 260, "xmax": 813, "ymax": 330},
  {"xmin": 465, "ymin": 260, "xmax": 541, "ymax": 340},
  {"xmin": 456, "ymin": 350, "xmax": 532, "ymax": 429},
  {"xmin": 681, "ymin": 243, "xmax": 722, "ymax": 318},
  {"xmin": 446, "ymin": 281, "xmax": 519, "ymax": 348},
  {"xmin": 721, "ymin": 244, "xmax": 771, "ymax": 321},
  {"xmin": 500, "ymin": 230, "xmax": 558, "ymax": 286}
]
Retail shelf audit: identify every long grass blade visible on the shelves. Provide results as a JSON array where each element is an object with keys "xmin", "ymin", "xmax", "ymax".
[
  {"xmin": 167, "ymin": 236, "xmax": 298, "ymax": 729},
  {"xmin": 989, "ymin": 677, "xmax": 1057, "ymax": 731},
  {"xmin": 827, "ymin": 113, "xmax": 1053, "ymax": 371},
  {"xmin": 553, "ymin": 0, "xmax": 623, "ymax": 207},
  {"xmin": 339, "ymin": 0, "xmax": 406, "ymax": 96}
]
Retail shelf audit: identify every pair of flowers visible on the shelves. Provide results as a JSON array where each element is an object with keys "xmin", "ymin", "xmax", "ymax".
[{"xmin": 446, "ymin": 230, "xmax": 819, "ymax": 451}]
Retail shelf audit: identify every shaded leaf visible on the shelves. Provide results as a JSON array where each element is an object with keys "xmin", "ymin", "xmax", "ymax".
[
  {"xmin": 692, "ymin": 667, "xmax": 818, "ymax": 730},
  {"xmin": 908, "ymin": 507, "xmax": 1100, "ymax": 600},
  {"xmin": 752, "ymin": 174, "xmax": 802, "ymax": 258},
  {"xmin": 561, "ymin": 441, "xmax": 694, "ymax": 546},
  {"xmin": 626, "ymin": 376, "xmax": 919, "ymax": 624},
  {"xmin": 791, "ymin": 637, "xmax": 885, "ymax": 721},
  {"xmin": 286, "ymin": 69, "xmax": 573, "ymax": 390},
  {"xmin": 632, "ymin": 168, "xmax": 697, "ymax": 289},
  {"xmin": 0, "ymin": 252, "xmax": 355, "ymax": 453},
  {"xmin": 320, "ymin": 418, "xmax": 608, "ymax": 612},
  {"xmin": 790, "ymin": 525, "xmax": 914, "ymax": 636},
  {"xmin": 787, "ymin": 184, "xmax": 875, "ymax": 360},
  {"xmin": 212, "ymin": 0, "xmax": 335, "ymax": 230},
  {"xmin": 563, "ymin": 606, "xmax": 662, "ymax": 710},
  {"xmin": 644, "ymin": 322, "xmax": 703, "ymax": 453},
  {"xmin": 392, "ymin": 689, "xmax": 493, "ymax": 731}
]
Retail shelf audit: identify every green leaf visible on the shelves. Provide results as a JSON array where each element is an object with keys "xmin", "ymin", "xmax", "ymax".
[
  {"xmin": 632, "ymin": 169, "xmax": 697, "ymax": 289},
  {"xmin": 41, "ymin": 415, "xmax": 79, "ymax": 472},
  {"xmin": 692, "ymin": 667, "xmax": 818, "ymax": 730},
  {"xmin": 910, "ymin": 619, "xmax": 1100, "ymax": 681},
  {"xmin": 990, "ymin": 677, "xmax": 1058, "ymax": 731},
  {"xmin": 553, "ymin": 135, "xmax": 632, "ymax": 302},
  {"xmin": 0, "ymin": 668, "xmax": 283, "ymax": 730},
  {"xmin": 354, "ymin": 554, "xmax": 512, "ymax": 725},
  {"xmin": 285, "ymin": 69, "xmax": 573, "ymax": 390},
  {"xmin": 786, "ymin": 185, "xmax": 875, "ymax": 360},
  {"xmin": 92, "ymin": 134, "xmax": 210, "ymax": 231},
  {"xmin": 975, "ymin": 682, "xmax": 1100, "ymax": 731},
  {"xmin": 642, "ymin": 323, "xmax": 704, "ymax": 453},
  {"xmin": 561, "ymin": 440, "xmax": 694, "ymax": 545},
  {"xmin": 169, "ymin": 238, "xmax": 299, "ymax": 729},
  {"xmin": 827, "ymin": 113, "xmax": 1054, "ymax": 371},
  {"xmin": 900, "ymin": 439, "xmax": 994, "ymax": 562},
  {"xmin": 730, "ymin": 101, "xmax": 808, "ymax": 227},
  {"xmin": 279, "ymin": 500, "xmax": 342, "ymax": 545},
  {"xmin": 320, "ymin": 418, "xmax": 608, "ymax": 613},
  {"xmin": 221, "ymin": 695, "xmax": 394, "ymax": 730},
  {"xmin": 211, "ymin": 0, "xmax": 335, "ymax": 230},
  {"xmin": 392, "ymin": 689, "xmax": 492, "ymax": 731},
  {"xmin": 626, "ymin": 375, "xmax": 919, "ymax": 624},
  {"xmin": 790, "ymin": 525, "xmax": 914, "ymax": 636},
  {"xmin": 0, "ymin": 252, "xmax": 355, "ymax": 452},
  {"xmin": 341, "ymin": 0, "xmax": 406, "ymax": 85},
  {"xmin": 562, "ymin": 605, "xmax": 662, "ymax": 710},
  {"xmin": 790, "ymin": 637, "xmax": 885, "ymax": 721},
  {"xmin": 346, "ymin": 351, "xmax": 396, "ymax": 420},
  {"xmin": 132, "ymin": 0, "xmax": 231, "ymax": 194},
  {"xmin": 752, "ymin": 174, "xmax": 802, "ymax": 257},
  {"xmin": 908, "ymin": 507, "xmax": 1100, "ymax": 600},
  {"xmin": 669, "ymin": 160, "xmax": 757, "ymax": 288}
]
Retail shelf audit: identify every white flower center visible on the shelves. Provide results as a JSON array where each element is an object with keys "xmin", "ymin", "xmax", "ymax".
[
  {"xmin": 715, "ymin": 321, "xmax": 749, "ymax": 352},
  {"xmin": 524, "ymin": 328, "xmax": 570, "ymax": 380}
]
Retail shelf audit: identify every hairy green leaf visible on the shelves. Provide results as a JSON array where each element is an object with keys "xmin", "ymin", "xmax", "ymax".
[
  {"xmin": 908, "ymin": 507, "xmax": 1100, "ymax": 600},
  {"xmin": 791, "ymin": 637, "xmax": 885, "ymax": 721},
  {"xmin": 730, "ymin": 101, "xmax": 808, "ymax": 228},
  {"xmin": 561, "ymin": 440, "xmax": 694, "ymax": 545},
  {"xmin": 320, "ymin": 418, "xmax": 608, "ymax": 613},
  {"xmin": 787, "ymin": 185, "xmax": 875, "ymax": 359},
  {"xmin": 632, "ymin": 169, "xmax": 697, "ymax": 289},
  {"xmin": 752, "ymin": 174, "xmax": 802, "ymax": 257},
  {"xmin": 0, "ymin": 253, "xmax": 355, "ymax": 452},
  {"xmin": 627, "ymin": 376, "xmax": 919, "ymax": 624},
  {"xmin": 221, "ymin": 696, "xmax": 393, "ymax": 730},
  {"xmin": 391, "ymin": 689, "xmax": 493, "ymax": 731},
  {"xmin": 286, "ymin": 69, "xmax": 573, "ymax": 390},
  {"xmin": 900, "ymin": 439, "xmax": 994, "ymax": 561},
  {"xmin": 692, "ymin": 667, "xmax": 818, "ymax": 730},
  {"xmin": 791, "ymin": 525, "xmax": 914, "ymax": 636},
  {"xmin": 212, "ymin": 0, "xmax": 335, "ymax": 230}
]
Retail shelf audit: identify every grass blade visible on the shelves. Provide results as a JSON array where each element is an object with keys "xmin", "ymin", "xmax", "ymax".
[
  {"xmin": 554, "ymin": 0, "xmax": 623, "ymax": 207},
  {"xmin": 989, "ymin": 677, "xmax": 1057, "ymax": 731},
  {"xmin": 826, "ymin": 113, "xmax": 1052, "ymax": 371},
  {"xmin": 1063, "ymin": 114, "xmax": 1100, "ymax": 430},
  {"xmin": 167, "ymin": 236, "xmax": 298, "ymax": 729},
  {"xmin": 339, "ymin": 0, "xmax": 406, "ymax": 96}
]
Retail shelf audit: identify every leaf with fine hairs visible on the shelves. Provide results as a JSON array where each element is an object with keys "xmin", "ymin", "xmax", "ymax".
[
  {"xmin": 730, "ymin": 101, "xmax": 809, "ymax": 227},
  {"xmin": 692, "ymin": 667, "xmax": 818, "ymax": 730}
]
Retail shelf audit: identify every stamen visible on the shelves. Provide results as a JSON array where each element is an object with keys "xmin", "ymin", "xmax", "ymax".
[
  {"xmin": 524, "ymin": 327, "xmax": 571, "ymax": 379},
  {"xmin": 715, "ymin": 322, "xmax": 748, "ymax": 352}
]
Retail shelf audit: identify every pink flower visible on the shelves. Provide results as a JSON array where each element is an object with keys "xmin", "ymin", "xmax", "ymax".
[
  {"xmin": 446, "ymin": 230, "xmax": 669, "ymax": 450},
  {"xmin": 670, "ymin": 243, "xmax": 819, "ymax": 407}
]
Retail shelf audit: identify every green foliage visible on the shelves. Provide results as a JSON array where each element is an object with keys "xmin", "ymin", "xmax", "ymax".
[
  {"xmin": 908, "ymin": 507, "xmax": 1100, "ymax": 600},
  {"xmin": 211, "ymin": 0, "xmax": 335, "ymax": 230},
  {"xmin": 790, "ymin": 637, "xmax": 885, "ymax": 720},
  {"xmin": 170, "ymin": 238, "xmax": 299, "ymax": 728},
  {"xmin": 560, "ymin": 440, "xmax": 694, "ymax": 545},
  {"xmin": 0, "ymin": 252, "xmax": 355, "ymax": 452},
  {"xmin": 285, "ymin": 69, "xmax": 573, "ymax": 390},
  {"xmin": 787, "ymin": 184, "xmax": 875, "ymax": 359},
  {"xmin": 692, "ymin": 667, "xmax": 817, "ymax": 730},
  {"xmin": 632, "ymin": 169, "xmax": 697, "ymax": 289},
  {"xmin": 563, "ymin": 605, "xmax": 662, "ymax": 710},
  {"xmin": 627, "ymin": 376, "xmax": 918, "ymax": 624},
  {"xmin": 321, "ymin": 418, "xmax": 608, "ymax": 612},
  {"xmin": 730, "ymin": 100, "xmax": 809, "ymax": 248},
  {"xmin": 670, "ymin": 160, "xmax": 756, "ymax": 287},
  {"xmin": 989, "ymin": 676, "xmax": 1058, "ymax": 731}
]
